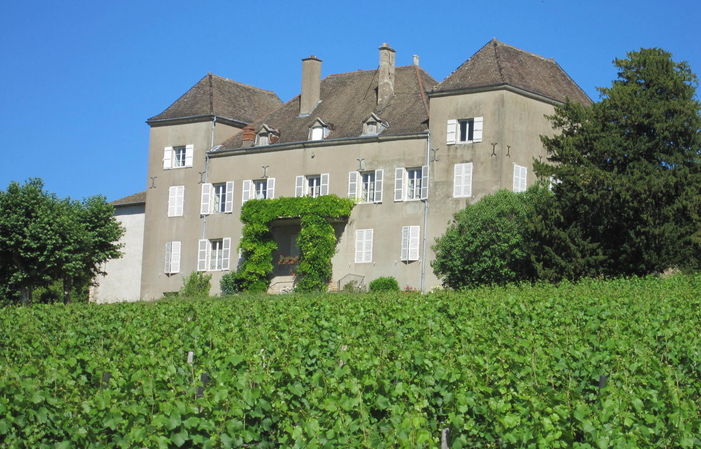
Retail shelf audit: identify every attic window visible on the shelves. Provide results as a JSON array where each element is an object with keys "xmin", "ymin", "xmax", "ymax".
[
  {"xmin": 308, "ymin": 118, "xmax": 331, "ymax": 141},
  {"xmin": 362, "ymin": 113, "xmax": 387, "ymax": 136},
  {"xmin": 255, "ymin": 125, "xmax": 279, "ymax": 146}
]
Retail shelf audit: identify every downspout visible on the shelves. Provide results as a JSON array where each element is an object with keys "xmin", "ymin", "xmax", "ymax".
[{"xmin": 420, "ymin": 130, "xmax": 430, "ymax": 294}]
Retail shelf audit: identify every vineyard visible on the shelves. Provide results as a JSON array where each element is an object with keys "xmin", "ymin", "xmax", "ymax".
[{"xmin": 1, "ymin": 275, "xmax": 701, "ymax": 448}]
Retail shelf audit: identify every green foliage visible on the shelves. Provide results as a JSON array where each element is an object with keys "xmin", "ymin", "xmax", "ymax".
[
  {"xmin": 1, "ymin": 275, "xmax": 701, "ymax": 446},
  {"xmin": 368, "ymin": 276, "xmax": 400, "ymax": 292},
  {"xmin": 432, "ymin": 187, "xmax": 547, "ymax": 289},
  {"xmin": 236, "ymin": 195, "xmax": 354, "ymax": 292},
  {"xmin": 535, "ymin": 48, "xmax": 701, "ymax": 280},
  {"xmin": 0, "ymin": 178, "xmax": 124, "ymax": 304},
  {"xmin": 219, "ymin": 270, "xmax": 244, "ymax": 296},
  {"xmin": 178, "ymin": 272, "xmax": 212, "ymax": 298}
]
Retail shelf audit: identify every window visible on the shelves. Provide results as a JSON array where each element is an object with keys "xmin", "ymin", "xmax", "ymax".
[
  {"xmin": 164, "ymin": 241, "xmax": 181, "ymax": 274},
  {"xmin": 197, "ymin": 238, "xmax": 231, "ymax": 272},
  {"xmin": 362, "ymin": 113, "xmax": 386, "ymax": 136},
  {"xmin": 255, "ymin": 124, "xmax": 279, "ymax": 146},
  {"xmin": 355, "ymin": 229, "xmax": 373, "ymax": 263},
  {"xmin": 394, "ymin": 166, "xmax": 428, "ymax": 201},
  {"xmin": 348, "ymin": 170, "xmax": 383, "ymax": 203},
  {"xmin": 163, "ymin": 145, "xmax": 193, "ymax": 169},
  {"xmin": 168, "ymin": 186, "xmax": 184, "ymax": 217},
  {"xmin": 256, "ymin": 133, "xmax": 269, "ymax": 146},
  {"xmin": 310, "ymin": 127, "xmax": 324, "ymax": 141},
  {"xmin": 295, "ymin": 174, "xmax": 329, "ymax": 198},
  {"xmin": 453, "ymin": 163, "xmax": 473, "ymax": 198},
  {"xmin": 200, "ymin": 182, "xmax": 233, "ymax": 215},
  {"xmin": 513, "ymin": 164, "xmax": 527, "ymax": 193},
  {"xmin": 242, "ymin": 178, "xmax": 275, "ymax": 203},
  {"xmin": 308, "ymin": 118, "xmax": 331, "ymax": 141},
  {"xmin": 446, "ymin": 118, "xmax": 483, "ymax": 145},
  {"xmin": 401, "ymin": 226, "xmax": 421, "ymax": 261}
]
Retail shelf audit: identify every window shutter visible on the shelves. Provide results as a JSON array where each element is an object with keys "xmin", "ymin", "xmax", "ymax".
[
  {"xmin": 453, "ymin": 164, "xmax": 463, "ymax": 198},
  {"xmin": 401, "ymin": 226, "xmax": 409, "ymax": 261},
  {"xmin": 175, "ymin": 186, "xmax": 184, "ymax": 216},
  {"xmin": 171, "ymin": 241, "xmax": 181, "ymax": 273},
  {"xmin": 197, "ymin": 239, "xmax": 208, "ymax": 272},
  {"xmin": 454, "ymin": 163, "xmax": 473, "ymax": 197},
  {"xmin": 225, "ymin": 181, "xmax": 234, "ymax": 213},
  {"xmin": 409, "ymin": 226, "xmax": 420, "ymax": 261},
  {"xmin": 364, "ymin": 229, "xmax": 373, "ymax": 263},
  {"xmin": 165, "ymin": 242, "xmax": 172, "ymax": 273},
  {"xmin": 446, "ymin": 120, "xmax": 457, "ymax": 145},
  {"xmin": 242, "ymin": 180, "xmax": 252, "ymax": 203},
  {"xmin": 513, "ymin": 165, "xmax": 527, "ymax": 193},
  {"xmin": 201, "ymin": 183, "xmax": 212, "ymax": 215},
  {"xmin": 464, "ymin": 163, "xmax": 473, "ymax": 197},
  {"xmin": 266, "ymin": 178, "xmax": 275, "ymax": 199},
  {"xmin": 374, "ymin": 169, "xmax": 383, "ymax": 203},
  {"xmin": 320, "ymin": 173, "xmax": 329, "ymax": 196},
  {"xmin": 295, "ymin": 176, "xmax": 304, "ymax": 197},
  {"xmin": 420, "ymin": 165, "xmax": 429, "ymax": 200},
  {"xmin": 185, "ymin": 144, "xmax": 194, "ymax": 167},
  {"xmin": 222, "ymin": 238, "xmax": 231, "ymax": 271},
  {"xmin": 348, "ymin": 171, "xmax": 359, "ymax": 199},
  {"xmin": 473, "ymin": 117, "xmax": 483, "ymax": 142},
  {"xmin": 163, "ymin": 147, "xmax": 173, "ymax": 170},
  {"xmin": 355, "ymin": 230, "xmax": 364, "ymax": 263},
  {"xmin": 394, "ymin": 168, "xmax": 404, "ymax": 202},
  {"xmin": 168, "ymin": 186, "xmax": 177, "ymax": 217},
  {"xmin": 520, "ymin": 166, "xmax": 527, "ymax": 192}
]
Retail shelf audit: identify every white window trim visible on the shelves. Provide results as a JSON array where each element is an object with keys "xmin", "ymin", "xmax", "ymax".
[
  {"xmin": 197, "ymin": 238, "xmax": 232, "ymax": 272},
  {"xmin": 453, "ymin": 163, "xmax": 473, "ymax": 198},
  {"xmin": 513, "ymin": 164, "xmax": 527, "ymax": 193},
  {"xmin": 164, "ymin": 241, "xmax": 181, "ymax": 274},
  {"xmin": 168, "ymin": 186, "xmax": 184, "ymax": 217},
  {"xmin": 355, "ymin": 229, "xmax": 373, "ymax": 263},
  {"xmin": 401, "ymin": 226, "xmax": 421, "ymax": 262}
]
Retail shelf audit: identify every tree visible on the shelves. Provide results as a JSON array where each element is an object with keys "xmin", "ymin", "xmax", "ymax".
[
  {"xmin": 432, "ymin": 188, "xmax": 544, "ymax": 289},
  {"xmin": 0, "ymin": 179, "xmax": 124, "ymax": 304},
  {"xmin": 535, "ymin": 48, "xmax": 701, "ymax": 279}
]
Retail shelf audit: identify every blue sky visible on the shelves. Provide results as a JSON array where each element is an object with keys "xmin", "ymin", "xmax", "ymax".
[{"xmin": 1, "ymin": 0, "xmax": 699, "ymax": 202}]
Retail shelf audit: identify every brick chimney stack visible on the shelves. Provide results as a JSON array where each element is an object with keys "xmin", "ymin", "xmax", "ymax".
[
  {"xmin": 300, "ymin": 56, "xmax": 322, "ymax": 116},
  {"xmin": 242, "ymin": 124, "xmax": 255, "ymax": 147},
  {"xmin": 378, "ymin": 43, "xmax": 396, "ymax": 106}
]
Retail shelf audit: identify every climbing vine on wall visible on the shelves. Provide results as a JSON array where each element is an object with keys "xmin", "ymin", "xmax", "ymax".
[{"xmin": 225, "ymin": 195, "xmax": 355, "ymax": 293}]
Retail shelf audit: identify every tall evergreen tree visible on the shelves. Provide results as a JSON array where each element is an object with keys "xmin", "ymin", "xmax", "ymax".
[{"xmin": 534, "ymin": 48, "xmax": 701, "ymax": 279}]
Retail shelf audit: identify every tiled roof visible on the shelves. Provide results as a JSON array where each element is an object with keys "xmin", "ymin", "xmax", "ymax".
[
  {"xmin": 148, "ymin": 74, "xmax": 283, "ymax": 124},
  {"xmin": 218, "ymin": 65, "xmax": 437, "ymax": 150},
  {"xmin": 111, "ymin": 191, "xmax": 146, "ymax": 206},
  {"xmin": 433, "ymin": 39, "xmax": 591, "ymax": 104}
]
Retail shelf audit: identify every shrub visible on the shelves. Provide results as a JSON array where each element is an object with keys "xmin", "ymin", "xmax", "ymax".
[
  {"xmin": 179, "ymin": 272, "xmax": 211, "ymax": 298},
  {"xmin": 369, "ymin": 276, "xmax": 400, "ymax": 292},
  {"xmin": 220, "ymin": 271, "xmax": 244, "ymax": 296}
]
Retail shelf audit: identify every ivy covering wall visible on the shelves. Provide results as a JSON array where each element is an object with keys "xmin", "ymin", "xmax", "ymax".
[{"xmin": 227, "ymin": 195, "xmax": 355, "ymax": 293}]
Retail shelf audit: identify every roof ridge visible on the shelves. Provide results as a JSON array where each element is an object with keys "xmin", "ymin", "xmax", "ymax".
[
  {"xmin": 209, "ymin": 73, "xmax": 278, "ymax": 95},
  {"xmin": 493, "ymin": 40, "xmax": 506, "ymax": 84},
  {"xmin": 148, "ymin": 74, "xmax": 210, "ymax": 121}
]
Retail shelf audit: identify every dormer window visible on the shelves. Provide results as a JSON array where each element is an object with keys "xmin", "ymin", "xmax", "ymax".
[
  {"xmin": 255, "ymin": 124, "xmax": 279, "ymax": 146},
  {"xmin": 362, "ymin": 113, "xmax": 387, "ymax": 136},
  {"xmin": 308, "ymin": 118, "xmax": 331, "ymax": 141}
]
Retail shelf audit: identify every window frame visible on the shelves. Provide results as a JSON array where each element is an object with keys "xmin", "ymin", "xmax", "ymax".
[
  {"xmin": 401, "ymin": 226, "xmax": 421, "ymax": 262},
  {"xmin": 446, "ymin": 118, "xmax": 483, "ymax": 145},
  {"xmin": 296, "ymin": 174, "xmax": 329, "ymax": 198},
  {"xmin": 197, "ymin": 238, "xmax": 231, "ymax": 272},
  {"xmin": 394, "ymin": 166, "xmax": 428, "ymax": 202},
  {"xmin": 164, "ymin": 241, "xmax": 181, "ymax": 274},
  {"xmin": 163, "ymin": 145, "xmax": 193, "ymax": 169}
]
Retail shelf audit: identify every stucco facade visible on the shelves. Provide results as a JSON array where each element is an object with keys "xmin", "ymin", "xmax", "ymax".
[{"xmin": 103, "ymin": 39, "xmax": 590, "ymax": 300}]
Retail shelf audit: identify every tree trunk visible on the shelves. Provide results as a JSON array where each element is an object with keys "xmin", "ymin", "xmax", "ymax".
[
  {"xmin": 20, "ymin": 286, "xmax": 32, "ymax": 306},
  {"xmin": 63, "ymin": 276, "xmax": 72, "ymax": 305}
]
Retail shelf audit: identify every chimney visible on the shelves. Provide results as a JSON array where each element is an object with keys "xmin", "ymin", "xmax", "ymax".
[
  {"xmin": 242, "ymin": 124, "xmax": 255, "ymax": 147},
  {"xmin": 413, "ymin": 55, "xmax": 420, "ymax": 67},
  {"xmin": 300, "ymin": 56, "xmax": 322, "ymax": 116},
  {"xmin": 378, "ymin": 43, "xmax": 396, "ymax": 106}
]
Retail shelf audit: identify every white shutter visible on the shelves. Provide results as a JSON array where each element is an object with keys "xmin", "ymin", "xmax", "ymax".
[
  {"xmin": 171, "ymin": 241, "xmax": 181, "ymax": 273},
  {"xmin": 401, "ymin": 226, "xmax": 409, "ymax": 261},
  {"xmin": 348, "ymin": 171, "xmax": 359, "ymax": 199},
  {"xmin": 175, "ymin": 186, "xmax": 184, "ymax": 216},
  {"xmin": 320, "ymin": 173, "xmax": 329, "ymax": 196},
  {"xmin": 225, "ymin": 181, "xmax": 234, "ymax": 213},
  {"xmin": 394, "ymin": 168, "xmax": 404, "ymax": 202},
  {"xmin": 374, "ymin": 169, "xmax": 384, "ymax": 203},
  {"xmin": 163, "ymin": 147, "xmax": 173, "ymax": 170},
  {"xmin": 201, "ymin": 183, "xmax": 212, "ymax": 215},
  {"xmin": 513, "ymin": 165, "xmax": 527, "ymax": 193},
  {"xmin": 453, "ymin": 164, "xmax": 464, "ymax": 198},
  {"xmin": 222, "ymin": 238, "xmax": 231, "ymax": 271},
  {"xmin": 355, "ymin": 230, "xmax": 364, "ymax": 263},
  {"xmin": 165, "ymin": 242, "xmax": 172, "ymax": 273},
  {"xmin": 409, "ymin": 226, "xmax": 420, "ymax": 261},
  {"xmin": 447, "ymin": 120, "xmax": 457, "ymax": 145},
  {"xmin": 473, "ymin": 117, "xmax": 483, "ymax": 142},
  {"xmin": 197, "ymin": 239, "xmax": 208, "ymax": 272},
  {"xmin": 295, "ymin": 176, "xmax": 304, "ymax": 197},
  {"xmin": 185, "ymin": 144, "xmax": 194, "ymax": 167},
  {"xmin": 168, "ymin": 186, "xmax": 177, "ymax": 217},
  {"xmin": 464, "ymin": 163, "xmax": 473, "ymax": 197},
  {"xmin": 420, "ymin": 165, "xmax": 429, "ymax": 200},
  {"xmin": 364, "ymin": 229, "xmax": 373, "ymax": 263},
  {"xmin": 266, "ymin": 178, "xmax": 275, "ymax": 199},
  {"xmin": 242, "ymin": 180, "xmax": 252, "ymax": 203},
  {"xmin": 520, "ymin": 166, "xmax": 527, "ymax": 192}
]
